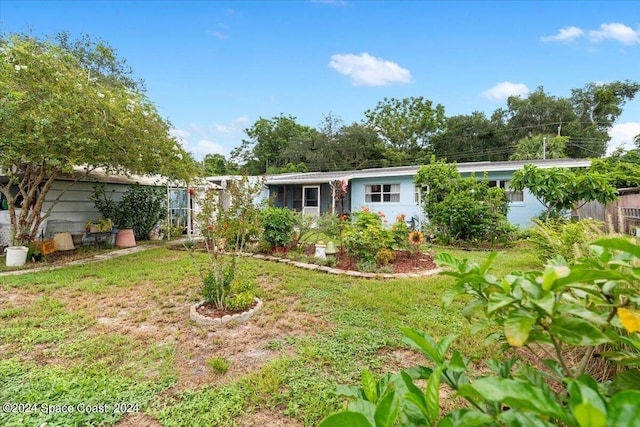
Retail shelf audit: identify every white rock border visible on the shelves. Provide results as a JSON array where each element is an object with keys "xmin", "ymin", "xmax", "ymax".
[{"xmin": 190, "ymin": 297, "xmax": 263, "ymax": 326}]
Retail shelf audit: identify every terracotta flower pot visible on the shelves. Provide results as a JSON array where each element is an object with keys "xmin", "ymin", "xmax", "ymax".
[{"xmin": 115, "ymin": 228, "xmax": 136, "ymax": 248}]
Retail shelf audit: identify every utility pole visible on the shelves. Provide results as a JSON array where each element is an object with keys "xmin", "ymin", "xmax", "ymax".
[{"xmin": 542, "ymin": 137, "xmax": 547, "ymax": 160}]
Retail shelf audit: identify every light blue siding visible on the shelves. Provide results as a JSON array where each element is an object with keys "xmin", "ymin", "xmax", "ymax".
[
  {"xmin": 351, "ymin": 176, "xmax": 422, "ymax": 224},
  {"xmin": 350, "ymin": 171, "xmax": 547, "ymax": 228}
]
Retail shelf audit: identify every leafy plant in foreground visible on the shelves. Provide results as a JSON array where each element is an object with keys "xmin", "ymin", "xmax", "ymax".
[{"xmin": 319, "ymin": 237, "xmax": 640, "ymax": 426}]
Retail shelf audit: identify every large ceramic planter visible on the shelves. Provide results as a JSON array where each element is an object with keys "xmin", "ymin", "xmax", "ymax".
[
  {"xmin": 4, "ymin": 246, "xmax": 28, "ymax": 267},
  {"xmin": 115, "ymin": 228, "xmax": 136, "ymax": 248},
  {"xmin": 190, "ymin": 297, "xmax": 263, "ymax": 326}
]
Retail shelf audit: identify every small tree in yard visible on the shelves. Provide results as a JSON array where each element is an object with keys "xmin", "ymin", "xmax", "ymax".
[
  {"xmin": 0, "ymin": 33, "xmax": 196, "ymax": 245},
  {"xmin": 510, "ymin": 164, "xmax": 618, "ymax": 222},
  {"xmin": 191, "ymin": 176, "xmax": 264, "ymax": 311}
]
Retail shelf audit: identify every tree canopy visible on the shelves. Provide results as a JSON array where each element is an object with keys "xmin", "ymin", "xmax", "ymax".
[
  {"xmin": 510, "ymin": 164, "xmax": 618, "ymax": 221},
  {"xmin": 364, "ymin": 96, "xmax": 446, "ymax": 164},
  {"xmin": 0, "ymin": 33, "xmax": 197, "ymax": 244},
  {"xmin": 431, "ymin": 112, "xmax": 509, "ymax": 162},
  {"xmin": 222, "ymin": 79, "xmax": 638, "ymax": 174}
]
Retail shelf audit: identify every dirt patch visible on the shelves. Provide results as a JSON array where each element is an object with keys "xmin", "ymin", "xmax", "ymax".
[
  {"xmin": 116, "ymin": 413, "xmax": 164, "ymax": 427},
  {"xmin": 239, "ymin": 409, "xmax": 303, "ymax": 427},
  {"xmin": 27, "ymin": 272, "xmax": 329, "ymax": 391}
]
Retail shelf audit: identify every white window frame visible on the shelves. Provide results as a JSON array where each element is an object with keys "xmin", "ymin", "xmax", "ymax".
[
  {"xmin": 365, "ymin": 183, "xmax": 400, "ymax": 203},
  {"xmin": 487, "ymin": 179, "xmax": 524, "ymax": 204}
]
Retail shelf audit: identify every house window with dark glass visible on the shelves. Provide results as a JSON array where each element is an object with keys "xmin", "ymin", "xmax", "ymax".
[
  {"xmin": 365, "ymin": 184, "xmax": 400, "ymax": 203},
  {"xmin": 485, "ymin": 179, "xmax": 524, "ymax": 203}
]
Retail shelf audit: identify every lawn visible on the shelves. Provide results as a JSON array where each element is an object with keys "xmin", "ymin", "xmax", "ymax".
[{"xmin": 0, "ymin": 244, "xmax": 541, "ymax": 426}]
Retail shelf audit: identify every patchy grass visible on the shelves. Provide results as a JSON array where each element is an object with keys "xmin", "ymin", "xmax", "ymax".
[{"xmin": 0, "ymin": 244, "xmax": 542, "ymax": 426}]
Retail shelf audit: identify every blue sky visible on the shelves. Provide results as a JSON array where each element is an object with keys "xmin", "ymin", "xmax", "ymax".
[{"xmin": 2, "ymin": 0, "xmax": 640, "ymax": 160}]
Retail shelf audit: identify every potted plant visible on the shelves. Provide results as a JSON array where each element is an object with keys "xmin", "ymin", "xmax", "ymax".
[
  {"xmin": 86, "ymin": 218, "xmax": 112, "ymax": 233},
  {"xmin": 28, "ymin": 243, "xmax": 42, "ymax": 262}
]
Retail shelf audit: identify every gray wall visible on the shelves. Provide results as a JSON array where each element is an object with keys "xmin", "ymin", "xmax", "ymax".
[{"xmin": 42, "ymin": 180, "xmax": 129, "ymax": 237}]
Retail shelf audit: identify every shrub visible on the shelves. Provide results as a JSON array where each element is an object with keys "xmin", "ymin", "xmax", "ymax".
[
  {"xmin": 375, "ymin": 248, "xmax": 396, "ymax": 266},
  {"xmin": 317, "ymin": 213, "xmax": 345, "ymax": 242},
  {"xmin": 320, "ymin": 237, "xmax": 640, "ymax": 426},
  {"xmin": 225, "ymin": 291, "xmax": 255, "ymax": 311},
  {"xmin": 529, "ymin": 218, "xmax": 606, "ymax": 263},
  {"xmin": 342, "ymin": 209, "xmax": 392, "ymax": 265},
  {"xmin": 91, "ymin": 183, "xmax": 165, "ymax": 240},
  {"xmin": 201, "ymin": 256, "xmax": 236, "ymax": 306},
  {"xmin": 415, "ymin": 158, "xmax": 511, "ymax": 245},
  {"xmin": 261, "ymin": 207, "xmax": 296, "ymax": 248}
]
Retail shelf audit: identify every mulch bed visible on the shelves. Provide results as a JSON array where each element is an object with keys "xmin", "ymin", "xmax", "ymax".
[
  {"xmin": 301, "ymin": 244, "xmax": 437, "ymax": 274},
  {"xmin": 168, "ymin": 241, "xmax": 438, "ymax": 274},
  {"xmin": 196, "ymin": 299, "xmax": 259, "ymax": 318}
]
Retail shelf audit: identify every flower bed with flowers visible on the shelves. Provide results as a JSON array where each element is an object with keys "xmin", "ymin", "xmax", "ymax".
[{"xmin": 287, "ymin": 209, "xmax": 437, "ymax": 274}]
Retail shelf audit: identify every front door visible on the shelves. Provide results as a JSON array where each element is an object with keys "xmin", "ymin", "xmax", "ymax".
[{"xmin": 302, "ymin": 186, "xmax": 320, "ymax": 218}]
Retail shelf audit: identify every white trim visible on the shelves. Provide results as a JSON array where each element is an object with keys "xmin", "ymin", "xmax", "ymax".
[{"xmin": 302, "ymin": 185, "xmax": 320, "ymax": 217}]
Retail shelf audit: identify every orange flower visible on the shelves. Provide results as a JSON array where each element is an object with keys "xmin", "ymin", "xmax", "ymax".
[
  {"xmin": 361, "ymin": 206, "xmax": 370, "ymax": 212},
  {"xmin": 396, "ymin": 214, "xmax": 406, "ymax": 222}
]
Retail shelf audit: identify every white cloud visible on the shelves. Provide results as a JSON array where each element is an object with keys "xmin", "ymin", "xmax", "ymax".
[
  {"xmin": 171, "ymin": 117, "xmax": 250, "ymax": 160},
  {"xmin": 214, "ymin": 116, "xmax": 249, "ymax": 133},
  {"xmin": 208, "ymin": 30, "xmax": 228, "ymax": 40},
  {"xmin": 608, "ymin": 122, "xmax": 640, "ymax": 154},
  {"xmin": 482, "ymin": 81, "xmax": 529, "ymax": 102},
  {"xmin": 543, "ymin": 22, "xmax": 640, "ymax": 46},
  {"xmin": 192, "ymin": 139, "xmax": 226, "ymax": 158},
  {"xmin": 329, "ymin": 52, "xmax": 412, "ymax": 86},
  {"xmin": 541, "ymin": 26, "xmax": 584, "ymax": 43},
  {"xmin": 590, "ymin": 23, "xmax": 640, "ymax": 45}
]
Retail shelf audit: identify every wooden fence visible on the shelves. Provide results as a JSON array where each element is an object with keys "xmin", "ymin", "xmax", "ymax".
[{"xmin": 578, "ymin": 188, "xmax": 640, "ymax": 234}]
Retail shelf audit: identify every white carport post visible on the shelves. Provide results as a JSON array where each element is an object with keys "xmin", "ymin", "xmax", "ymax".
[{"xmin": 186, "ymin": 185, "xmax": 192, "ymax": 240}]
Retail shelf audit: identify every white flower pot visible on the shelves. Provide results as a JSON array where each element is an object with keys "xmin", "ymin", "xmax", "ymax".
[{"xmin": 4, "ymin": 246, "xmax": 29, "ymax": 267}]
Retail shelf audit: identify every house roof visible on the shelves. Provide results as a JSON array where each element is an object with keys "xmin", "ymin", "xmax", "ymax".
[
  {"xmin": 263, "ymin": 158, "xmax": 592, "ymax": 185},
  {"xmin": 57, "ymin": 167, "xmax": 217, "ymax": 189}
]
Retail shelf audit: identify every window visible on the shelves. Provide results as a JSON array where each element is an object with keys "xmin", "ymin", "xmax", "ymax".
[
  {"xmin": 504, "ymin": 180, "xmax": 524, "ymax": 203},
  {"xmin": 485, "ymin": 179, "xmax": 524, "ymax": 203},
  {"xmin": 274, "ymin": 186, "xmax": 285, "ymax": 206},
  {"xmin": 292, "ymin": 187, "xmax": 302, "ymax": 211},
  {"xmin": 365, "ymin": 183, "xmax": 400, "ymax": 203}
]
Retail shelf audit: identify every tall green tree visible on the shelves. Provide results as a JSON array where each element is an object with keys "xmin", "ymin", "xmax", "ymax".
[
  {"xmin": 493, "ymin": 82, "xmax": 640, "ymax": 159},
  {"xmin": 310, "ymin": 114, "xmax": 385, "ymax": 171},
  {"xmin": 230, "ymin": 114, "xmax": 315, "ymax": 174},
  {"xmin": 202, "ymin": 153, "xmax": 237, "ymax": 176},
  {"xmin": 493, "ymin": 87, "xmax": 576, "ymax": 143},
  {"xmin": 0, "ymin": 33, "xmax": 196, "ymax": 244},
  {"xmin": 332, "ymin": 123, "xmax": 385, "ymax": 170},
  {"xmin": 431, "ymin": 111, "xmax": 510, "ymax": 162},
  {"xmin": 587, "ymin": 149, "xmax": 640, "ymax": 188},
  {"xmin": 364, "ymin": 96, "xmax": 446, "ymax": 165},
  {"xmin": 569, "ymin": 80, "xmax": 640, "ymax": 157}
]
